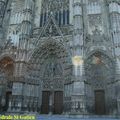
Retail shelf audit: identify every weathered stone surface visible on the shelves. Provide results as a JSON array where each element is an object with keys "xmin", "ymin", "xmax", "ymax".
[{"xmin": 0, "ymin": 0, "xmax": 120, "ymax": 116}]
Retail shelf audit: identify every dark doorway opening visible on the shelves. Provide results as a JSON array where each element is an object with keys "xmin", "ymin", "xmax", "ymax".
[
  {"xmin": 41, "ymin": 91, "xmax": 63, "ymax": 114},
  {"xmin": 54, "ymin": 91, "xmax": 63, "ymax": 114},
  {"xmin": 41, "ymin": 91, "xmax": 50, "ymax": 114},
  {"xmin": 95, "ymin": 90, "xmax": 106, "ymax": 115},
  {"xmin": 4, "ymin": 91, "xmax": 12, "ymax": 111}
]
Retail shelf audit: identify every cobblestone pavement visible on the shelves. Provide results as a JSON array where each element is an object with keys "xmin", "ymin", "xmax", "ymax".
[{"xmin": 37, "ymin": 115, "xmax": 119, "ymax": 120}]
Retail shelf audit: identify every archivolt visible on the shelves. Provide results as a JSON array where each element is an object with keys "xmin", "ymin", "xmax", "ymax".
[{"xmin": 27, "ymin": 37, "xmax": 72, "ymax": 79}]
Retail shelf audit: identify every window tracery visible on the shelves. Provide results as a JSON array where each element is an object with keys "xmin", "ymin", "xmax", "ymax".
[{"xmin": 40, "ymin": 0, "xmax": 69, "ymax": 27}]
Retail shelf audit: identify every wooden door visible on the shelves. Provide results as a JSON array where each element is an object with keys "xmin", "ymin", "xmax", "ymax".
[
  {"xmin": 95, "ymin": 90, "xmax": 106, "ymax": 115},
  {"xmin": 41, "ymin": 91, "xmax": 50, "ymax": 114},
  {"xmin": 54, "ymin": 91, "xmax": 63, "ymax": 114}
]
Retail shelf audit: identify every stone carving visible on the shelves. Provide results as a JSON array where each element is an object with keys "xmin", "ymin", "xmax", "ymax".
[
  {"xmin": 41, "ymin": 0, "xmax": 69, "ymax": 12},
  {"xmin": 0, "ymin": 0, "xmax": 119, "ymax": 115},
  {"xmin": 88, "ymin": 14, "xmax": 102, "ymax": 27}
]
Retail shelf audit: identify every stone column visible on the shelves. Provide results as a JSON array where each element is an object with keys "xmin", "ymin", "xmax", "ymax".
[{"xmin": 71, "ymin": 0, "xmax": 86, "ymax": 114}]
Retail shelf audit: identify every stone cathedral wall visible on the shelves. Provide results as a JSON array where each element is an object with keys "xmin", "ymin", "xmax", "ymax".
[{"xmin": 0, "ymin": 0, "xmax": 120, "ymax": 116}]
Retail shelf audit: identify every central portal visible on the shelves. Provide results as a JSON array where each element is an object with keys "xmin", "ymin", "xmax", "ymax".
[
  {"xmin": 41, "ymin": 91, "xmax": 63, "ymax": 114},
  {"xmin": 95, "ymin": 90, "xmax": 106, "ymax": 115},
  {"xmin": 39, "ymin": 41, "xmax": 66, "ymax": 114}
]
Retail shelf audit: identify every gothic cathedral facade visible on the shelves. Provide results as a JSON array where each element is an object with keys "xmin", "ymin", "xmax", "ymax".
[{"xmin": 0, "ymin": 0, "xmax": 120, "ymax": 116}]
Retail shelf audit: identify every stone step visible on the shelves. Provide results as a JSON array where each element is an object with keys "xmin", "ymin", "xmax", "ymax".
[{"xmin": 37, "ymin": 115, "xmax": 120, "ymax": 120}]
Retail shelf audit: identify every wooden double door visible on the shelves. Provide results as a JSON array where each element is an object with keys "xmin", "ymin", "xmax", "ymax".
[
  {"xmin": 41, "ymin": 91, "xmax": 63, "ymax": 114},
  {"xmin": 95, "ymin": 90, "xmax": 106, "ymax": 115}
]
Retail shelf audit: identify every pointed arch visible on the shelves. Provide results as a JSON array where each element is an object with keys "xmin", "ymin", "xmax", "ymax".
[
  {"xmin": 29, "ymin": 37, "xmax": 71, "ymax": 77},
  {"xmin": 85, "ymin": 50, "xmax": 116, "ymax": 114}
]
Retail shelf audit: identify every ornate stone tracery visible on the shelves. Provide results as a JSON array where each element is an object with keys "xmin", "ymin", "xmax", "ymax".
[
  {"xmin": 28, "ymin": 38, "xmax": 71, "ymax": 93},
  {"xmin": 85, "ymin": 51, "xmax": 115, "ymax": 87},
  {"xmin": 41, "ymin": 0, "xmax": 69, "ymax": 12},
  {"xmin": 0, "ymin": 0, "xmax": 120, "ymax": 115}
]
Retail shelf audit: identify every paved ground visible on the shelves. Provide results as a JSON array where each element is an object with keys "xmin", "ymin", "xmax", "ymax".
[
  {"xmin": 1, "ymin": 113, "xmax": 119, "ymax": 120},
  {"xmin": 37, "ymin": 115, "xmax": 119, "ymax": 120}
]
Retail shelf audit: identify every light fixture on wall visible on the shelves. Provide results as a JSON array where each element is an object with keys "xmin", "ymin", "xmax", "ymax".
[{"xmin": 72, "ymin": 56, "xmax": 84, "ymax": 66}]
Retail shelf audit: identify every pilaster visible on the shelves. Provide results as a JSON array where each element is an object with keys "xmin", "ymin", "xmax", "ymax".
[
  {"xmin": 70, "ymin": 0, "xmax": 87, "ymax": 114},
  {"xmin": 0, "ymin": 0, "xmax": 8, "ymax": 45},
  {"xmin": 108, "ymin": 1, "xmax": 120, "ymax": 115}
]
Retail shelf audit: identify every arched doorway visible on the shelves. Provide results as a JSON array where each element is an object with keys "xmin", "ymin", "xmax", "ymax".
[
  {"xmin": 0, "ymin": 56, "xmax": 14, "ymax": 111},
  {"xmin": 29, "ymin": 38, "xmax": 70, "ymax": 114},
  {"xmin": 41, "ymin": 55, "xmax": 64, "ymax": 114},
  {"xmin": 85, "ymin": 51, "xmax": 115, "ymax": 115}
]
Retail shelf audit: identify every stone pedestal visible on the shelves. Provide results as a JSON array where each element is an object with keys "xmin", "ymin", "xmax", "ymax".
[
  {"xmin": 70, "ymin": 78, "xmax": 86, "ymax": 114},
  {"xmin": 7, "ymin": 100, "xmax": 11, "ymax": 111}
]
